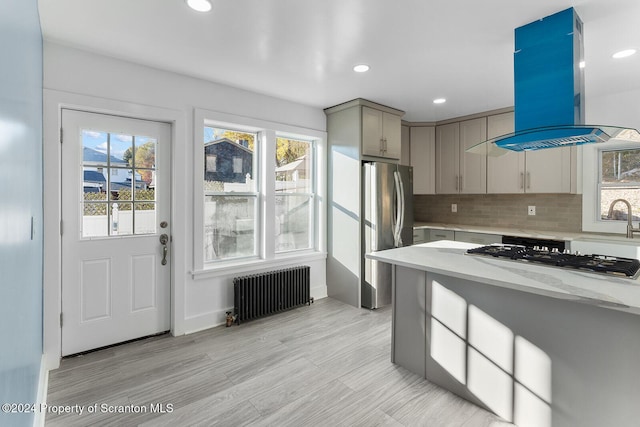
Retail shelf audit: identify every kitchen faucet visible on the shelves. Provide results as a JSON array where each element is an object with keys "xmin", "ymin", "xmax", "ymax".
[{"xmin": 607, "ymin": 198, "xmax": 640, "ymax": 238}]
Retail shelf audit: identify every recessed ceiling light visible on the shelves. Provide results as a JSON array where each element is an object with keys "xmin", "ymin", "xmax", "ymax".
[
  {"xmin": 433, "ymin": 98, "xmax": 446, "ymax": 104},
  {"xmin": 353, "ymin": 64, "xmax": 370, "ymax": 73},
  {"xmin": 612, "ymin": 49, "xmax": 636, "ymax": 59},
  {"xmin": 186, "ymin": 0, "xmax": 212, "ymax": 12},
  {"xmin": 579, "ymin": 60, "xmax": 586, "ymax": 69}
]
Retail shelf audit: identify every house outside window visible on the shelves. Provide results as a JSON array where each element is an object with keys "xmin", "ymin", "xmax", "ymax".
[{"xmin": 203, "ymin": 128, "xmax": 258, "ymax": 261}]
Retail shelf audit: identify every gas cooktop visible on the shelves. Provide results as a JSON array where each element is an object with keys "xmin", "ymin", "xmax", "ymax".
[{"xmin": 467, "ymin": 244, "xmax": 640, "ymax": 279}]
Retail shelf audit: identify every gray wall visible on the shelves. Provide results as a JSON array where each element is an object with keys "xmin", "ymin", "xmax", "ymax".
[
  {"xmin": 415, "ymin": 194, "xmax": 583, "ymax": 232},
  {"xmin": 0, "ymin": 1, "xmax": 43, "ymax": 426}
]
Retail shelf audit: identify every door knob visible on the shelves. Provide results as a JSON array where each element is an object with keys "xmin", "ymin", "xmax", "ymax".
[{"xmin": 160, "ymin": 234, "xmax": 169, "ymax": 265}]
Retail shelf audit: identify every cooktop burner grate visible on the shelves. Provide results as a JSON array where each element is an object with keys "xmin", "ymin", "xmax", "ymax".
[{"xmin": 466, "ymin": 244, "xmax": 640, "ymax": 279}]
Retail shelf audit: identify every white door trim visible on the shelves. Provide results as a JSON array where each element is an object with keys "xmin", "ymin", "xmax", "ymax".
[{"xmin": 43, "ymin": 89, "xmax": 188, "ymax": 370}]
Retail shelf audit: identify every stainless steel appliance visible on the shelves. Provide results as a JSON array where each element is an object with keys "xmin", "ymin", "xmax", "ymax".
[{"xmin": 362, "ymin": 162, "xmax": 414, "ymax": 308}]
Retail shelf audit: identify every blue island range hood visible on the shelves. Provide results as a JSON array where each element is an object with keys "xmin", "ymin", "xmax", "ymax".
[{"xmin": 474, "ymin": 7, "xmax": 640, "ymax": 155}]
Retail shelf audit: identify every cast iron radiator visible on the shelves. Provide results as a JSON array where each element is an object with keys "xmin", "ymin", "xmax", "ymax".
[{"xmin": 233, "ymin": 265, "xmax": 313, "ymax": 324}]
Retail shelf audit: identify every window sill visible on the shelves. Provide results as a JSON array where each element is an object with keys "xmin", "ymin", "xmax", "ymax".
[{"xmin": 191, "ymin": 250, "xmax": 327, "ymax": 280}]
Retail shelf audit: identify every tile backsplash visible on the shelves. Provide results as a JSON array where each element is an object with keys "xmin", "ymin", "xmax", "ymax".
[{"xmin": 414, "ymin": 194, "xmax": 583, "ymax": 232}]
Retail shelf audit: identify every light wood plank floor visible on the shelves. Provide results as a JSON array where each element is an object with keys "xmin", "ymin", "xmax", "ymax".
[{"xmin": 46, "ymin": 298, "xmax": 513, "ymax": 426}]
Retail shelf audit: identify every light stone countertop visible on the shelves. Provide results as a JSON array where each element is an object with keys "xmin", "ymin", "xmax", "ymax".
[
  {"xmin": 413, "ymin": 221, "xmax": 640, "ymax": 244},
  {"xmin": 367, "ymin": 240, "xmax": 640, "ymax": 316}
]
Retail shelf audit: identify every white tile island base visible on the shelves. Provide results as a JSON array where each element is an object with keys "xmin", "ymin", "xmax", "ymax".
[{"xmin": 369, "ymin": 241, "xmax": 640, "ymax": 427}]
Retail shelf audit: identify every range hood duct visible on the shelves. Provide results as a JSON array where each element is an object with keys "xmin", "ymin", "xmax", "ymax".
[{"xmin": 471, "ymin": 7, "xmax": 640, "ymax": 155}]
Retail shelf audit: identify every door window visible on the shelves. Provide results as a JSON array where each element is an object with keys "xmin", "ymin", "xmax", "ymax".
[{"xmin": 81, "ymin": 129, "xmax": 157, "ymax": 237}]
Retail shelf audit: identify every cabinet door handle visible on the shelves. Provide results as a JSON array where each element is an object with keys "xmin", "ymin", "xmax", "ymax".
[
  {"xmin": 526, "ymin": 172, "xmax": 531, "ymax": 189},
  {"xmin": 460, "ymin": 175, "xmax": 463, "ymax": 192},
  {"xmin": 455, "ymin": 175, "xmax": 458, "ymax": 191},
  {"xmin": 520, "ymin": 172, "xmax": 524, "ymax": 189}
]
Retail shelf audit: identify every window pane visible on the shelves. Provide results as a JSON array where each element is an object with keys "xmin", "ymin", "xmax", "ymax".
[
  {"xmin": 113, "ymin": 172, "xmax": 134, "ymax": 200},
  {"xmin": 204, "ymin": 195, "xmax": 257, "ymax": 261},
  {"xmin": 112, "ymin": 202, "xmax": 133, "ymax": 236},
  {"xmin": 134, "ymin": 202, "xmax": 156, "ymax": 234},
  {"xmin": 82, "ymin": 130, "xmax": 110, "ymax": 167},
  {"xmin": 600, "ymin": 149, "xmax": 640, "ymax": 220},
  {"xmin": 600, "ymin": 187, "xmax": 640, "ymax": 220},
  {"xmin": 275, "ymin": 194, "xmax": 312, "ymax": 252},
  {"xmin": 275, "ymin": 137, "xmax": 312, "ymax": 193},
  {"xmin": 82, "ymin": 200, "xmax": 108, "ymax": 238},
  {"xmin": 83, "ymin": 166, "xmax": 106, "ymax": 194},
  {"xmin": 204, "ymin": 127, "xmax": 256, "ymax": 192},
  {"xmin": 134, "ymin": 136, "xmax": 156, "ymax": 186},
  {"xmin": 602, "ymin": 149, "xmax": 640, "ymax": 183}
]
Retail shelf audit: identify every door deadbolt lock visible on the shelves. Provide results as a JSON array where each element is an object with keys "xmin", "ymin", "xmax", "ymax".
[{"xmin": 160, "ymin": 221, "xmax": 168, "ymax": 229}]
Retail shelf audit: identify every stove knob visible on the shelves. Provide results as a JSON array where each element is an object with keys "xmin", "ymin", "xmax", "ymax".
[
  {"xmin": 574, "ymin": 251, "xmax": 581, "ymax": 256},
  {"xmin": 551, "ymin": 247, "xmax": 559, "ymax": 253},
  {"xmin": 542, "ymin": 246, "xmax": 549, "ymax": 252}
]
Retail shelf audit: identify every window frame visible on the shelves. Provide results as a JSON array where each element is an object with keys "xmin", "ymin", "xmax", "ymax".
[
  {"xmin": 203, "ymin": 127, "xmax": 260, "ymax": 263},
  {"xmin": 274, "ymin": 135, "xmax": 316, "ymax": 254},
  {"xmin": 193, "ymin": 108, "xmax": 326, "ymax": 274},
  {"xmin": 582, "ymin": 140, "xmax": 640, "ymax": 234}
]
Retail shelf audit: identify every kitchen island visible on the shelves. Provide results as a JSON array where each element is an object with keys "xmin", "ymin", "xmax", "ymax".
[{"xmin": 367, "ymin": 241, "xmax": 640, "ymax": 427}]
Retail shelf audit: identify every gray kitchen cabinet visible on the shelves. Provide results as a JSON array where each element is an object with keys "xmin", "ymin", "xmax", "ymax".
[
  {"xmin": 427, "ymin": 228, "xmax": 455, "ymax": 242},
  {"xmin": 400, "ymin": 124, "xmax": 411, "ymax": 166},
  {"xmin": 410, "ymin": 126, "xmax": 435, "ymax": 194},
  {"xmin": 454, "ymin": 231, "xmax": 502, "ymax": 245},
  {"xmin": 362, "ymin": 105, "xmax": 402, "ymax": 159},
  {"xmin": 526, "ymin": 148, "xmax": 575, "ymax": 193},
  {"xmin": 487, "ymin": 112, "xmax": 525, "ymax": 193},
  {"xmin": 486, "ymin": 111, "xmax": 576, "ymax": 193},
  {"xmin": 436, "ymin": 118, "xmax": 487, "ymax": 194},
  {"xmin": 413, "ymin": 228, "xmax": 427, "ymax": 244},
  {"xmin": 324, "ymin": 98, "xmax": 405, "ymax": 308}
]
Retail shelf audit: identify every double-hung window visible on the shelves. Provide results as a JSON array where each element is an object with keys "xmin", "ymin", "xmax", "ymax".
[
  {"xmin": 195, "ymin": 110, "xmax": 325, "ymax": 270},
  {"xmin": 599, "ymin": 148, "xmax": 640, "ymax": 221},
  {"xmin": 275, "ymin": 136, "xmax": 314, "ymax": 252},
  {"xmin": 203, "ymin": 127, "xmax": 259, "ymax": 262}
]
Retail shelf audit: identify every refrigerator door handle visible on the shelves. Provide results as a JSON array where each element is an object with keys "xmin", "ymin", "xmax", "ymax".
[
  {"xmin": 393, "ymin": 171, "xmax": 403, "ymax": 247},
  {"xmin": 397, "ymin": 171, "xmax": 405, "ymax": 246}
]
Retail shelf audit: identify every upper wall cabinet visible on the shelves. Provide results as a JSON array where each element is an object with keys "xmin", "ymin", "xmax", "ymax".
[
  {"xmin": 435, "ymin": 117, "xmax": 487, "ymax": 194},
  {"xmin": 487, "ymin": 112, "xmax": 524, "ymax": 193},
  {"xmin": 400, "ymin": 125, "xmax": 411, "ymax": 166},
  {"xmin": 410, "ymin": 126, "xmax": 435, "ymax": 194},
  {"xmin": 325, "ymin": 99, "xmax": 404, "ymax": 162},
  {"xmin": 487, "ymin": 111, "xmax": 576, "ymax": 193},
  {"xmin": 362, "ymin": 106, "xmax": 402, "ymax": 159}
]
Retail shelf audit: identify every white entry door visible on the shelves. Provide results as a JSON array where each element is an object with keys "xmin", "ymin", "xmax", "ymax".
[{"xmin": 61, "ymin": 110, "xmax": 171, "ymax": 356}]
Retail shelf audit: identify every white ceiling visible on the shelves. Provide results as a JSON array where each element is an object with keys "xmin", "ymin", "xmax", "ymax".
[{"xmin": 38, "ymin": 0, "xmax": 640, "ymax": 122}]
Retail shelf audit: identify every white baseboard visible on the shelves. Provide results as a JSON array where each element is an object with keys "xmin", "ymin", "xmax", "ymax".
[{"xmin": 33, "ymin": 355, "xmax": 48, "ymax": 427}]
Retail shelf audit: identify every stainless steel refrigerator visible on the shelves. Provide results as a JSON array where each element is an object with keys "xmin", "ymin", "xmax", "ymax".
[{"xmin": 362, "ymin": 162, "xmax": 414, "ymax": 309}]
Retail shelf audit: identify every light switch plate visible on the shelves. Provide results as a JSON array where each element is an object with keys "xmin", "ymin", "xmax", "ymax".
[{"xmin": 451, "ymin": 204, "xmax": 457, "ymax": 213}]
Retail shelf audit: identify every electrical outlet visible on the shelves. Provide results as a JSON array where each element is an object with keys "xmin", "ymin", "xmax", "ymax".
[
  {"xmin": 451, "ymin": 204, "xmax": 457, "ymax": 213},
  {"xmin": 528, "ymin": 205, "xmax": 536, "ymax": 216}
]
